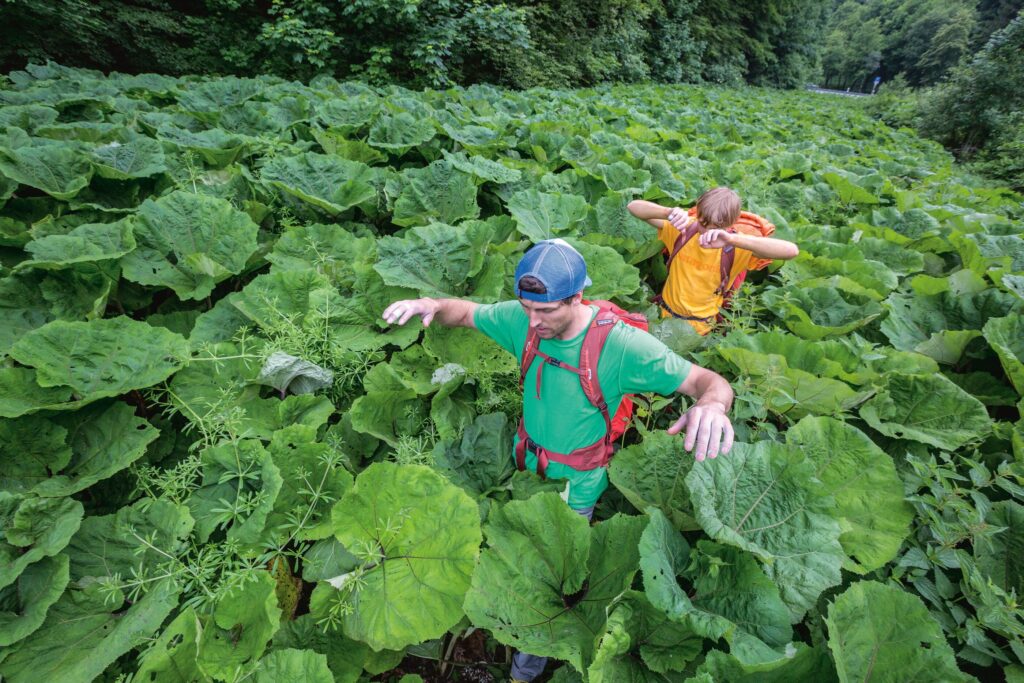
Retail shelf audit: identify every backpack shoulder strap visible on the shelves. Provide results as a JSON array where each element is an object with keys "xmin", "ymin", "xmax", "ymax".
[
  {"xmin": 718, "ymin": 238, "xmax": 737, "ymax": 295},
  {"xmin": 665, "ymin": 221, "xmax": 700, "ymax": 270},
  {"xmin": 577, "ymin": 312, "xmax": 618, "ymax": 435},
  {"xmin": 519, "ymin": 327, "xmax": 541, "ymax": 388}
]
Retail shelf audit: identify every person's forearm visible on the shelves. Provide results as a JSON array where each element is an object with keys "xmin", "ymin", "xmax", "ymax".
[
  {"xmin": 427, "ymin": 298, "xmax": 479, "ymax": 328},
  {"xmin": 728, "ymin": 233, "xmax": 799, "ymax": 260},
  {"xmin": 627, "ymin": 199, "xmax": 672, "ymax": 222},
  {"xmin": 678, "ymin": 366, "xmax": 734, "ymax": 412}
]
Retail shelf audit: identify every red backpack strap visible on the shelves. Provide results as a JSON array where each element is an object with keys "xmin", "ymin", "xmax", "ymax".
[
  {"xmin": 519, "ymin": 327, "xmax": 541, "ymax": 389},
  {"xmin": 717, "ymin": 240, "xmax": 737, "ymax": 295},
  {"xmin": 577, "ymin": 312, "xmax": 617, "ymax": 436}
]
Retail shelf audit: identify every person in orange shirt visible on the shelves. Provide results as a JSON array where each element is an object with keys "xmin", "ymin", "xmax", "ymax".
[{"xmin": 628, "ymin": 187, "xmax": 799, "ymax": 334}]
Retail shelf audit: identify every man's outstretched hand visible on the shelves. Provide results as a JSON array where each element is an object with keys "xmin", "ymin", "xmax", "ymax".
[
  {"xmin": 667, "ymin": 401, "xmax": 735, "ymax": 462},
  {"xmin": 382, "ymin": 298, "xmax": 439, "ymax": 326}
]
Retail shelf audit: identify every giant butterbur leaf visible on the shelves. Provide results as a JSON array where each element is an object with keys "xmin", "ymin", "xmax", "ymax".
[
  {"xmin": 859, "ymin": 373, "xmax": 992, "ymax": 450},
  {"xmin": 0, "ymin": 143, "xmax": 93, "ymax": 200},
  {"xmin": 685, "ymin": 442, "xmax": 844, "ymax": 621},
  {"xmin": 367, "ymin": 112, "xmax": 435, "ymax": 152},
  {"xmin": 825, "ymin": 581, "xmax": 970, "ymax": 683},
  {"xmin": 374, "ymin": 221, "xmax": 493, "ymax": 298},
  {"xmin": 0, "ymin": 415, "xmax": 71, "ymax": 494},
  {"xmin": 639, "ymin": 510, "xmax": 791, "ymax": 650},
  {"xmin": 155, "ymin": 124, "xmax": 245, "ymax": 167},
  {"xmin": 507, "ymin": 189, "xmax": 589, "ymax": 241},
  {"xmin": 392, "ymin": 160, "xmax": 480, "ymax": 227},
  {"xmin": 122, "ymin": 190, "xmax": 259, "ymax": 300},
  {"xmin": 464, "ymin": 492, "xmax": 644, "ymax": 673},
  {"xmin": 264, "ymin": 425, "xmax": 353, "ymax": 542},
  {"xmin": 822, "ymin": 170, "xmax": 881, "ymax": 204},
  {"xmin": 609, "ymin": 429, "xmax": 700, "ymax": 531},
  {"xmin": 66, "ymin": 499, "xmax": 193, "ymax": 581},
  {"xmin": 188, "ymin": 439, "xmax": 283, "ymax": 546},
  {"xmin": 882, "ymin": 290, "xmax": 1016, "ymax": 365},
  {"xmin": 786, "ymin": 416, "xmax": 912, "ymax": 572},
  {"xmin": 692, "ymin": 643, "xmax": 836, "ymax": 682},
  {"xmin": 91, "ymin": 136, "xmax": 167, "ymax": 179},
  {"xmin": 196, "ymin": 571, "xmax": 281, "ymax": 681},
  {"xmin": 32, "ymin": 401, "xmax": 159, "ymax": 497},
  {"xmin": 983, "ymin": 315, "xmax": 1024, "ymax": 395},
  {"xmin": 0, "ymin": 579, "xmax": 180, "ymax": 683},
  {"xmin": 272, "ymin": 614, "xmax": 371, "ymax": 683},
  {"xmin": 326, "ymin": 463, "xmax": 481, "ymax": 651},
  {"xmin": 0, "ymin": 494, "xmax": 82, "ymax": 589},
  {"xmin": 588, "ymin": 591, "xmax": 701, "ymax": 683},
  {"xmin": 0, "ymin": 367, "xmax": 73, "ymax": 419},
  {"xmin": 761, "ymin": 285, "xmax": 883, "ymax": 340},
  {"xmin": 0, "ymin": 553, "xmax": 68, "ymax": 648},
  {"xmin": 261, "ymin": 152, "xmax": 376, "ymax": 215},
  {"xmin": 432, "ymin": 412, "xmax": 515, "ymax": 498},
  {"xmin": 254, "ymin": 648, "xmax": 334, "ymax": 683},
  {"xmin": 17, "ymin": 218, "xmax": 136, "ymax": 271},
  {"xmin": 10, "ymin": 317, "xmax": 189, "ymax": 404}
]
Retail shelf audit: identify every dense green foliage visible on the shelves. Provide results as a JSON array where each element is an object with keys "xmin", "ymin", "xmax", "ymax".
[
  {"xmin": 865, "ymin": 12, "xmax": 1024, "ymax": 189},
  {"xmin": 820, "ymin": 0, "xmax": 1023, "ymax": 90},
  {"xmin": 1, "ymin": 64, "xmax": 1023, "ymax": 681},
  {"xmin": 1, "ymin": 0, "xmax": 830, "ymax": 89}
]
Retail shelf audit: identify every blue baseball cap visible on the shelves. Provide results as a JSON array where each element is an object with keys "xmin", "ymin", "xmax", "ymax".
[{"xmin": 514, "ymin": 239, "xmax": 592, "ymax": 302}]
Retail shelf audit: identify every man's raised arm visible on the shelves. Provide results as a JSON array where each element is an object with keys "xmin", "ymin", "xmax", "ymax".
[
  {"xmin": 669, "ymin": 365, "xmax": 735, "ymax": 462},
  {"xmin": 382, "ymin": 297, "xmax": 479, "ymax": 328}
]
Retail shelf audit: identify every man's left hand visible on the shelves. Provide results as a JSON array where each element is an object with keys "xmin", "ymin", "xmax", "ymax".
[
  {"xmin": 698, "ymin": 229, "xmax": 733, "ymax": 250},
  {"xmin": 667, "ymin": 402, "xmax": 734, "ymax": 462}
]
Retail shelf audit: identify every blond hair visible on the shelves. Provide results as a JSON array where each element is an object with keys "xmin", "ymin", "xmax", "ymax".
[{"xmin": 696, "ymin": 187, "xmax": 741, "ymax": 228}]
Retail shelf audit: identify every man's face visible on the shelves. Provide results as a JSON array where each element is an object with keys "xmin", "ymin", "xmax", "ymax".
[{"xmin": 518, "ymin": 295, "xmax": 579, "ymax": 339}]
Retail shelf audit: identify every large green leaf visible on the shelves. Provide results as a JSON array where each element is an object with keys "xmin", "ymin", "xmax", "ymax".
[
  {"xmin": 188, "ymin": 439, "xmax": 283, "ymax": 546},
  {"xmin": 716, "ymin": 346, "xmax": 866, "ymax": 418},
  {"xmin": 882, "ymin": 290, "xmax": 1016, "ymax": 365},
  {"xmin": 374, "ymin": 221, "xmax": 495, "ymax": 298},
  {"xmin": 0, "ymin": 579, "xmax": 180, "ymax": 683},
  {"xmin": 65, "ymin": 499, "xmax": 193, "ymax": 580},
  {"xmin": 122, "ymin": 190, "xmax": 259, "ymax": 300},
  {"xmin": 859, "ymin": 373, "xmax": 992, "ymax": 450},
  {"xmin": 588, "ymin": 591, "xmax": 701, "ymax": 683},
  {"xmin": 822, "ymin": 170, "xmax": 881, "ymax": 204},
  {"xmin": 692, "ymin": 643, "xmax": 837, "ymax": 682},
  {"xmin": 17, "ymin": 218, "xmax": 136, "ymax": 270},
  {"xmin": 974, "ymin": 500, "xmax": 1024, "ymax": 596},
  {"xmin": 264, "ymin": 425, "xmax": 353, "ymax": 542},
  {"xmin": 196, "ymin": 571, "xmax": 281, "ymax": 681},
  {"xmin": 507, "ymin": 189, "xmax": 589, "ymax": 241},
  {"xmin": 0, "ymin": 554, "xmax": 69, "ymax": 647},
  {"xmin": 464, "ymin": 492, "xmax": 644, "ymax": 673},
  {"xmin": 272, "ymin": 614, "xmax": 370, "ymax": 683},
  {"xmin": 10, "ymin": 317, "xmax": 188, "ymax": 403},
  {"xmin": 156, "ymin": 124, "xmax": 245, "ymax": 167},
  {"xmin": 31, "ymin": 401, "xmax": 159, "ymax": 497},
  {"xmin": 261, "ymin": 152, "xmax": 376, "ymax": 215},
  {"xmin": 367, "ymin": 112, "xmax": 435, "ymax": 152},
  {"xmin": 639, "ymin": 510, "xmax": 791, "ymax": 649},
  {"xmin": 685, "ymin": 442, "xmax": 844, "ymax": 621},
  {"xmin": 0, "ymin": 415, "xmax": 71, "ymax": 494},
  {"xmin": 254, "ymin": 648, "xmax": 334, "ymax": 683},
  {"xmin": 327, "ymin": 463, "xmax": 481, "ymax": 651},
  {"xmin": 825, "ymin": 581, "xmax": 970, "ymax": 683},
  {"xmin": 609, "ymin": 429, "xmax": 699, "ymax": 531},
  {"xmin": 133, "ymin": 606, "xmax": 203, "ymax": 683},
  {"xmin": 91, "ymin": 136, "xmax": 167, "ymax": 179},
  {"xmin": 0, "ymin": 143, "xmax": 93, "ymax": 200},
  {"xmin": 786, "ymin": 417, "xmax": 912, "ymax": 573},
  {"xmin": 392, "ymin": 160, "xmax": 480, "ymax": 227},
  {"xmin": 983, "ymin": 315, "xmax": 1024, "ymax": 395},
  {"xmin": 0, "ymin": 367, "xmax": 73, "ymax": 419},
  {"xmin": 432, "ymin": 412, "xmax": 515, "ymax": 498},
  {"xmin": 569, "ymin": 238, "xmax": 642, "ymax": 301},
  {"xmin": 0, "ymin": 494, "xmax": 82, "ymax": 589},
  {"xmin": 761, "ymin": 286, "xmax": 883, "ymax": 340}
]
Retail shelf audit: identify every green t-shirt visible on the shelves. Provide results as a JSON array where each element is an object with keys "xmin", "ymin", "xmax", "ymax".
[{"xmin": 473, "ymin": 301, "xmax": 692, "ymax": 509}]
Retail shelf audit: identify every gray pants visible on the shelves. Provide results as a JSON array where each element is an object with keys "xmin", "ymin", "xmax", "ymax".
[{"xmin": 510, "ymin": 505, "xmax": 595, "ymax": 682}]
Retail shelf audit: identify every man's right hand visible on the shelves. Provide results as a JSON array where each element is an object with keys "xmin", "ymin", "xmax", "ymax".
[
  {"xmin": 666, "ymin": 207, "xmax": 695, "ymax": 233},
  {"xmin": 383, "ymin": 298, "xmax": 439, "ymax": 326}
]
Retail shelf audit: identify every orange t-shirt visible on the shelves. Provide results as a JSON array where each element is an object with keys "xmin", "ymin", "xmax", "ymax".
[{"xmin": 657, "ymin": 209, "xmax": 774, "ymax": 334}]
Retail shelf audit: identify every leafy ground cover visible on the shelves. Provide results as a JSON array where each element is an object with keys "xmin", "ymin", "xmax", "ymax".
[{"xmin": 0, "ymin": 61, "xmax": 1023, "ymax": 682}]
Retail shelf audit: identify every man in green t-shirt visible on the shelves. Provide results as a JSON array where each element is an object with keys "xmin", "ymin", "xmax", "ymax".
[{"xmin": 383, "ymin": 239, "xmax": 735, "ymax": 682}]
